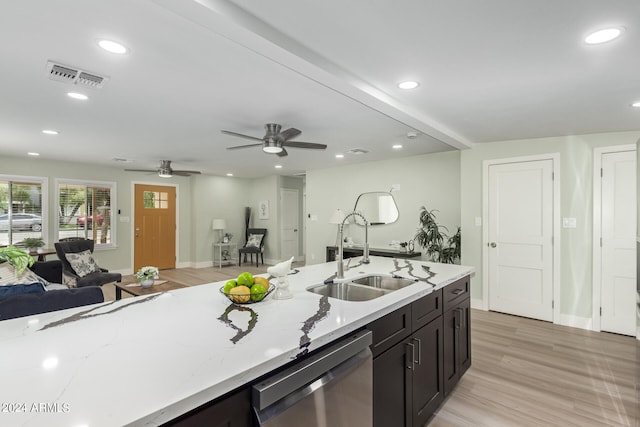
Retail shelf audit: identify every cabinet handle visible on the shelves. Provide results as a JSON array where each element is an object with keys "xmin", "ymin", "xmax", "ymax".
[
  {"xmin": 413, "ymin": 338, "xmax": 422, "ymax": 365},
  {"xmin": 460, "ymin": 307, "xmax": 466, "ymax": 329},
  {"xmin": 406, "ymin": 342, "xmax": 415, "ymax": 371},
  {"xmin": 452, "ymin": 288, "xmax": 465, "ymax": 295},
  {"xmin": 454, "ymin": 309, "xmax": 461, "ymax": 330}
]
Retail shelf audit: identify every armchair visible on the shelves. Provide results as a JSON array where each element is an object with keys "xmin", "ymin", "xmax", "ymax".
[
  {"xmin": 238, "ymin": 228, "xmax": 267, "ymax": 267},
  {"xmin": 54, "ymin": 239, "xmax": 122, "ymax": 288}
]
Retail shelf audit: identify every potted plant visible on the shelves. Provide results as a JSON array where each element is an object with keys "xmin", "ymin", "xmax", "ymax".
[
  {"xmin": 414, "ymin": 206, "xmax": 461, "ymax": 264},
  {"xmin": 21, "ymin": 237, "xmax": 45, "ymax": 252},
  {"xmin": 0, "ymin": 245, "xmax": 35, "ymax": 275},
  {"xmin": 135, "ymin": 266, "xmax": 159, "ymax": 288}
]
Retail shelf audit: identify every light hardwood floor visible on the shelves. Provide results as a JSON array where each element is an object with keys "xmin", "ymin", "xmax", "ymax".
[
  {"xmin": 430, "ymin": 309, "xmax": 639, "ymax": 427},
  {"xmin": 103, "ymin": 269, "xmax": 639, "ymax": 426}
]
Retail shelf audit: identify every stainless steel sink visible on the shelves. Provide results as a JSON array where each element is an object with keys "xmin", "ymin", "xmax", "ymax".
[
  {"xmin": 351, "ymin": 275, "xmax": 417, "ymax": 291},
  {"xmin": 307, "ymin": 275, "xmax": 418, "ymax": 302},
  {"xmin": 307, "ymin": 282, "xmax": 387, "ymax": 301}
]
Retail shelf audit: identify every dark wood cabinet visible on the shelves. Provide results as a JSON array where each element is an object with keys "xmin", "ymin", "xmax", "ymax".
[
  {"xmin": 163, "ymin": 387, "xmax": 252, "ymax": 427},
  {"xmin": 443, "ymin": 277, "xmax": 471, "ymax": 396},
  {"xmin": 326, "ymin": 245, "xmax": 422, "ymax": 262},
  {"xmin": 370, "ymin": 289, "xmax": 445, "ymax": 427}
]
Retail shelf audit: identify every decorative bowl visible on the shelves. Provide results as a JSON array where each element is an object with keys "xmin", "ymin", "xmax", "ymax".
[{"xmin": 219, "ymin": 283, "xmax": 275, "ymax": 304}]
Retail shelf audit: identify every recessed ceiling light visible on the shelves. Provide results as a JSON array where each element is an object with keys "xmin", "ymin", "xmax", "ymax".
[
  {"xmin": 393, "ymin": 144, "xmax": 403, "ymax": 149},
  {"xmin": 274, "ymin": 165, "xmax": 283, "ymax": 169},
  {"xmin": 27, "ymin": 152, "xmax": 40, "ymax": 156},
  {"xmin": 585, "ymin": 27, "xmax": 623, "ymax": 45},
  {"xmin": 335, "ymin": 154, "xmax": 344, "ymax": 159},
  {"xmin": 226, "ymin": 173, "xmax": 233, "ymax": 177},
  {"xmin": 98, "ymin": 39, "xmax": 128, "ymax": 54},
  {"xmin": 631, "ymin": 101, "xmax": 640, "ymax": 108},
  {"xmin": 67, "ymin": 92, "xmax": 88, "ymax": 100},
  {"xmin": 398, "ymin": 81, "xmax": 419, "ymax": 90},
  {"xmin": 42, "ymin": 129, "xmax": 58, "ymax": 135}
]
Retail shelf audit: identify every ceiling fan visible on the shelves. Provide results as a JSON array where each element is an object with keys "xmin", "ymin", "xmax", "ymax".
[
  {"xmin": 222, "ymin": 123, "xmax": 327, "ymax": 157},
  {"xmin": 125, "ymin": 160, "xmax": 201, "ymax": 178}
]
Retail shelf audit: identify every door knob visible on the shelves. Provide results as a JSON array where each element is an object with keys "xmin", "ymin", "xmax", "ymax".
[{"xmin": 490, "ymin": 242, "xmax": 497, "ymax": 248}]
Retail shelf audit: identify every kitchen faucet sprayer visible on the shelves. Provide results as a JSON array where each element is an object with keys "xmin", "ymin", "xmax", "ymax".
[{"xmin": 337, "ymin": 211, "xmax": 369, "ymax": 279}]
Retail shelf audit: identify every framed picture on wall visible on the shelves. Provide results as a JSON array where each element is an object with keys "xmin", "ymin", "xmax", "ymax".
[{"xmin": 258, "ymin": 200, "xmax": 269, "ymax": 219}]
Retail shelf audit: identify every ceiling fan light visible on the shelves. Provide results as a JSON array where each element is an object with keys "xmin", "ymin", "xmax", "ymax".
[
  {"xmin": 263, "ymin": 144, "xmax": 283, "ymax": 154},
  {"xmin": 158, "ymin": 168, "xmax": 172, "ymax": 178}
]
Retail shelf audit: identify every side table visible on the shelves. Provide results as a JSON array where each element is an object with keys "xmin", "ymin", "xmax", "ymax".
[{"xmin": 213, "ymin": 242, "xmax": 237, "ymax": 268}]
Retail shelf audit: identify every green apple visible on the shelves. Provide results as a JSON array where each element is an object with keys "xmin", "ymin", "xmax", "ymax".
[
  {"xmin": 223, "ymin": 279, "xmax": 237, "ymax": 294},
  {"xmin": 237, "ymin": 272, "xmax": 254, "ymax": 287},
  {"xmin": 250, "ymin": 283, "xmax": 267, "ymax": 302}
]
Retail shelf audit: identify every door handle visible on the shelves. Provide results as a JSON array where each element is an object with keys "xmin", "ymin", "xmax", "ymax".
[
  {"xmin": 490, "ymin": 242, "xmax": 497, "ymax": 248},
  {"xmin": 406, "ymin": 342, "xmax": 415, "ymax": 370},
  {"xmin": 413, "ymin": 338, "xmax": 422, "ymax": 365}
]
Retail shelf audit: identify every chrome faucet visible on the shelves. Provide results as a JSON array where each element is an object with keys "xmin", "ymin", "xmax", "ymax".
[{"xmin": 337, "ymin": 211, "xmax": 370, "ymax": 279}]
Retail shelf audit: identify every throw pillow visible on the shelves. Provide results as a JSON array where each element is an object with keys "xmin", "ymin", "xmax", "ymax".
[
  {"xmin": 65, "ymin": 250, "xmax": 100, "ymax": 278},
  {"xmin": 0, "ymin": 282, "xmax": 45, "ymax": 300},
  {"xmin": 246, "ymin": 234, "xmax": 264, "ymax": 248},
  {"xmin": 0, "ymin": 263, "xmax": 50, "ymax": 287}
]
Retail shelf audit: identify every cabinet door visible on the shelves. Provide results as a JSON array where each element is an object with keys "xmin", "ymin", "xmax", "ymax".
[
  {"xmin": 373, "ymin": 339, "xmax": 412, "ymax": 427},
  {"xmin": 443, "ymin": 298, "xmax": 472, "ymax": 396},
  {"xmin": 411, "ymin": 318, "xmax": 444, "ymax": 427},
  {"xmin": 458, "ymin": 298, "xmax": 471, "ymax": 377},
  {"xmin": 443, "ymin": 306, "xmax": 459, "ymax": 396}
]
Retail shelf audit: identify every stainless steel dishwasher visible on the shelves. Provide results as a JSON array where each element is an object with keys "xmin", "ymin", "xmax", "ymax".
[{"xmin": 252, "ymin": 329, "xmax": 373, "ymax": 426}]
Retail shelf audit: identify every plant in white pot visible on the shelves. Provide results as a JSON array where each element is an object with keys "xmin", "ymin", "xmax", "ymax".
[
  {"xmin": 135, "ymin": 266, "xmax": 159, "ymax": 288},
  {"xmin": 21, "ymin": 237, "xmax": 45, "ymax": 252}
]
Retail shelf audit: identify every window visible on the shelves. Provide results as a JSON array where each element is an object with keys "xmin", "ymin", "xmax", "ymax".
[
  {"xmin": 57, "ymin": 180, "xmax": 116, "ymax": 247},
  {"xmin": 143, "ymin": 191, "xmax": 169, "ymax": 209},
  {"xmin": 0, "ymin": 176, "xmax": 47, "ymax": 246}
]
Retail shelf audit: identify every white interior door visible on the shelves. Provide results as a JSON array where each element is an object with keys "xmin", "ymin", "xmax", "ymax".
[
  {"xmin": 600, "ymin": 150, "xmax": 636, "ymax": 336},
  {"xmin": 280, "ymin": 189, "xmax": 300, "ymax": 260},
  {"xmin": 488, "ymin": 159, "xmax": 554, "ymax": 321}
]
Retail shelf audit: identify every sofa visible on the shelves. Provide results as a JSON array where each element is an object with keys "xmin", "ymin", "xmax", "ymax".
[{"xmin": 0, "ymin": 260, "xmax": 104, "ymax": 321}]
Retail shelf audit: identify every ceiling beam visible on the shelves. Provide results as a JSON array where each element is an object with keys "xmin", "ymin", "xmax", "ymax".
[{"xmin": 154, "ymin": 0, "xmax": 474, "ymax": 150}]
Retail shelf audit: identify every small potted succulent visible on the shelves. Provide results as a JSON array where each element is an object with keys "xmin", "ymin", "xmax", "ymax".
[
  {"xmin": 21, "ymin": 237, "xmax": 45, "ymax": 253},
  {"xmin": 135, "ymin": 266, "xmax": 159, "ymax": 288}
]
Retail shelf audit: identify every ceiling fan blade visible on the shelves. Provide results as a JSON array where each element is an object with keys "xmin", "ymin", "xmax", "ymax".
[
  {"xmin": 282, "ymin": 141, "xmax": 327, "ymax": 150},
  {"xmin": 221, "ymin": 130, "xmax": 263, "ymax": 142},
  {"xmin": 226, "ymin": 143, "xmax": 264, "ymax": 150},
  {"xmin": 277, "ymin": 147, "xmax": 288, "ymax": 157},
  {"xmin": 172, "ymin": 170, "xmax": 201, "ymax": 176},
  {"xmin": 124, "ymin": 168, "xmax": 158, "ymax": 172},
  {"xmin": 279, "ymin": 127, "xmax": 301, "ymax": 141}
]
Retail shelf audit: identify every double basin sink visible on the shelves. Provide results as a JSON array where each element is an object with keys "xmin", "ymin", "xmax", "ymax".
[{"xmin": 307, "ymin": 275, "xmax": 418, "ymax": 301}]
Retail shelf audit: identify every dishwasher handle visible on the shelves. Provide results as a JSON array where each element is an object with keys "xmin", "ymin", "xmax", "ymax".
[{"xmin": 252, "ymin": 329, "xmax": 372, "ymax": 411}]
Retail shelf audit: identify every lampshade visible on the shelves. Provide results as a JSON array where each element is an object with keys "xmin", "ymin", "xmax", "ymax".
[
  {"xmin": 212, "ymin": 219, "xmax": 226, "ymax": 230},
  {"xmin": 329, "ymin": 209, "xmax": 346, "ymax": 225}
]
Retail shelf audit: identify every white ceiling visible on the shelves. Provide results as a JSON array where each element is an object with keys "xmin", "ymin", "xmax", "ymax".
[{"xmin": 1, "ymin": 0, "xmax": 639, "ymax": 178}]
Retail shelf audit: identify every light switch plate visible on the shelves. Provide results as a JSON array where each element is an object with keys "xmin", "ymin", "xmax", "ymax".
[
  {"xmin": 120, "ymin": 216, "xmax": 130, "ymax": 222},
  {"xmin": 562, "ymin": 217, "xmax": 576, "ymax": 228}
]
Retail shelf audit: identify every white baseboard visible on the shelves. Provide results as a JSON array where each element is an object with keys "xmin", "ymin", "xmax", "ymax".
[
  {"xmin": 557, "ymin": 314, "xmax": 593, "ymax": 331},
  {"xmin": 470, "ymin": 298, "xmax": 485, "ymax": 310}
]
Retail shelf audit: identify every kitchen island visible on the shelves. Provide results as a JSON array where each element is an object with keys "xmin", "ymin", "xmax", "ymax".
[{"xmin": 0, "ymin": 257, "xmax": 472, "ymax": 426}]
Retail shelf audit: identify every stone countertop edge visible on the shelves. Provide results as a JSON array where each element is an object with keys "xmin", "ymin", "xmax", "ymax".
[{"xmin": 0, "ymin": 256, "xmax": 473, "ymax": 427}]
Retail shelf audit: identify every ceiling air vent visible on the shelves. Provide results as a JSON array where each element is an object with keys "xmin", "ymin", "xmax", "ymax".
[
  {"xmin": 346, "ymin": 148, "xmax": 369, "ymax": 155},
  {"xmin": 46, "ymin": 61, "xmax": 109, "ymax": 89}
]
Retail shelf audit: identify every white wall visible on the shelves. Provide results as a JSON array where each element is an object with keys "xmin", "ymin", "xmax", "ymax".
[
  {"xmin": 306, "ymin": 151, "xmax": 461, "ymax": 265},
  {"xmin": 461, "ymin": 131, "xmax": 640, "ymax": 321}
]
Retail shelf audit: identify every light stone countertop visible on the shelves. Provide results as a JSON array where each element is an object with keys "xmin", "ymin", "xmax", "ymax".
[{"xmin": 0, "ymin": 256, "xmax": 473, "ymax": 426}]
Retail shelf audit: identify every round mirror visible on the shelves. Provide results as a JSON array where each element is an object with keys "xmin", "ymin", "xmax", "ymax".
[{"xmin": 352, "ymin": 192, "xmax": 399, "ymax": 225}]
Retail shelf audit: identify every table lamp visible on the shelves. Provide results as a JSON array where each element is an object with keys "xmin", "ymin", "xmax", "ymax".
[{"xmin": 212, "ymin": 219, "xmax": 226, "ymax": 243}]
